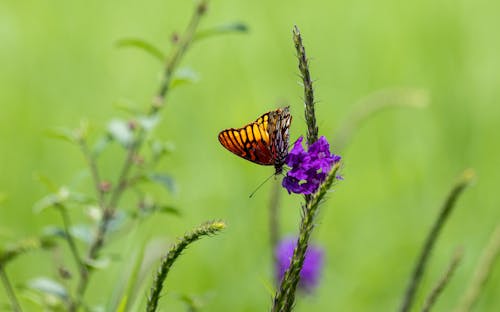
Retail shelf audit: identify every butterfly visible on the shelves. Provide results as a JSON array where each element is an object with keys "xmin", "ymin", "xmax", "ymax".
[{"xmin": 218, "ymin": 107, "xmax": 292, "ymax": 174}]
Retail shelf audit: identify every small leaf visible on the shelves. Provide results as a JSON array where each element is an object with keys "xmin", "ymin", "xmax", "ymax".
[
  {"xmin": 27, "ymin": 277, "xmax": 68, "ymax": 300},
  {"xmin": 151, "ymin": 140, "xmax": 175, "ymax": 155},
  {"xmin": 158, "ymin": 205, "xmax": 181, "ymax": 216},
  {"xmin": 44, "ymin": 127, "xmax": 77, "ymax": 144},
  {"xmin": 76, "ymin": 119, "xmax": 89, "ymax": 141},
  {"xmin": 92, "ymin": 135, "xmax": 112, "ymax": 157},
  {"xmin": 170, "ymin": 67, "xmax": 200, "ymax": 89},
  {"xmin": 33, "ymin": 187, "xmax": 69, "ymax": 213},
  {"xmin": 149, "ymin": 173, "xmax": 176, "ymax": 193},
  {"xmin": 33, "ymin": 173, "xmax": 59, "ymax": 193},
  {"xmin": 108, "ymin": 119, "xmax": 134, "ymax": 147},
  {"xmin": 115, "ymin": 37, "xmax": 165, "ymax": 62},
  {"xmin": 113, "ymin": 98, "xmax": 142, "ymax": 115},
  {"xmin": 42, "ymin": 226, "xmax": 66, "ymax": 239},
  {"xmin": 108, "ymin": 211, "xmax": 128, "ymax": 233},
  {"xmin": 84, "ymin": 256, "xmax": 111, "ymax": 270},
  {"xmin": 33, "ymin": 187, "xmax": 92, "ymax": 213},
  {"xmin": 195, "ymin": 21, "xmax": 249, "ymax": 41},
  {"xmin": 137, "ymin": 114, "xmax": 160, "ymax": 132},
  {"xmin": 68, "ymin": 191, "xmax": 94, "ymax": 205},
  {"xmin": 115, "ymin": 295, "xmax": 129, "ymax": 312},
  {"xmin": 70, "ymin": 225, "xmax": 93, "ymax": 244},
  {"xmin": 0, "ymin": 237, "xmax": 55, "ymax": 264}
]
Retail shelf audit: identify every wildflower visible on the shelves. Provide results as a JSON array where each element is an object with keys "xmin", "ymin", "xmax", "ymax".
[
  {"xmin": 275, "ymin": 238, "xmax": 324, "ymax": 292},
  {"xmin": 282, "ymin": 136, "xmax": 341, "ymax": 194}
]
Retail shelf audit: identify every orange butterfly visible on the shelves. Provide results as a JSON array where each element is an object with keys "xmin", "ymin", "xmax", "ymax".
[{"xmin": 218, "ymin": 107, "xmax": 292, "ymax": 174}]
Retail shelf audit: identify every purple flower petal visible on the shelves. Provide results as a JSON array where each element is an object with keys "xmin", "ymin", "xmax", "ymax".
[
  {"xmin": 282, "ymin": 136, "xmax": 341, "ymax": 195},
  {"xmin": 275, "ymin": 238, "xmax": 324, "ymax": 292}
]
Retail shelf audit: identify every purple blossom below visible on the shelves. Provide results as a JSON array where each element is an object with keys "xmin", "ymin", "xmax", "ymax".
[
  {"xmin": 282, "ymin": 136, "xmax": 341, "ymax": 194},
  {"xmin": 275, "ymin": 238, "xmax": 324, "ymax": 292}
]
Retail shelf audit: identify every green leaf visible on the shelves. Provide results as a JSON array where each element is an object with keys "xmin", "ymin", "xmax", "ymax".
[
  {"xmin": 33, "ymin": 187, "xmax": 93, "ymax": 213},
  {"xmin": 149, "ymin": 140, "xmax": 175, "ymax": 164},
  {"xmin": 158, "ymin": 205, "xmax": 181, "ymax": 216},
  {"xmin": 92, "ymin": 135, "xmax": 112, "ymax": 157},
  {"xmin": 44, "ymin": 127, "xmax": 77, "ymax": 144},
  {"xmin": 179, "ymin": 294, "xmax": 201, "ymax": 312},
  {"xmin": 137, "ymin": 114, "xmax": 160, "ymax": 132},
  {"xmin": 171, "ymin": 67, "xmax": 200, "ymax": 89},
  {"xmin": 27, "ymin": 277, "xmax": 68, "ymax": 301},
  {"xmin": 113, "ymin": 98, "xmax": 142, "ymax": 115},
  {"xmin": 70, "ymin": 225, "xmax": 93, "ymax": 244},
  {"xmin": 115, "ymin": 37, "xmax": 165, "ymax": 62},
  {"xmin": 149, "ymin": 173, "xmax": 176, "ymax": 193},
  {"xmin": 0, "ymin": 237, "xmax": 55, "ymax": 264},
  {"xmin": 33, "ymin": 188, "xmax": 70, "ymax": 213},
  {"xmin": 108, "ymin": 211, "xmax": 128, "ymax": 233},
  {"xmin": 195, "ymin": 21, "xmax": 249, "ymax": 42},
  {"xmin": 84, "ymin": 256, "xmax": 111, "ymax": 270},
  {"xmin": 109, "ymin": 247, "xmax": 145, "ymax": 312},
  {"xmin": 33, "ymin": 173, "xmax": 60, "ymax": 193},
  {"xmin": 107, "ymin": 119, "xmax": 134, "ymax": 147},
  {"xmin": 42, "ymin": 226, "xmax": 66, "ymax": 239}
]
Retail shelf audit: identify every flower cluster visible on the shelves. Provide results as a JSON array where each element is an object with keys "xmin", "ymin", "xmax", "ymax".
[
  {"xmin": 275, "ymin": 238, "xmax": 324, "ymax": 292},
  {"xmin": 282, "ymin": 136, "xmax": 341, "ymax": 194}
]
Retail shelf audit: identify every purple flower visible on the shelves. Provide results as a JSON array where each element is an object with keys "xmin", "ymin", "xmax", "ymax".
[
  {"xmin": 275, "ymin": 238, "xmax": 324, "ymax": 292},
  {"xmin": 282, "ymin": 136, "xmax": 341, "ymax": 194}
]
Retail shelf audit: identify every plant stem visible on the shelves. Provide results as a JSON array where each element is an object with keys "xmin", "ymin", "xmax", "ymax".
[
  {"xmin": 79, "ymin": 139, "xmax": 105, "ymax": 209},
  {"xmin": 152, "ymin": 0, "xmax": 208, "ymax": 112},
  {"xmin": 271, "ymin": 164, "xmax": 340, "ymax": 312},
  {"xmin": 271, "ymin": 26, "xmax": 332, "ymax": 312},
  {"xmin": 421, "ymin": 248, "xmax": 463, "ymax": 312},
  {"xmin": 399, "ymin": 169, "xmax": 475, "ymax": 312},
  {"xmin": 293, "ymin": 25, "xmax": 317, "ymax": 146},
  {"xmin": 0, "ymin": 266, "xmax": 22, "ymax": 312},
  {"xmin": 57, "ymin": 206, "xmax": 87, "ymax": 282},
  {"xmin": 269, "ymin": 179, "xmax": 281, "ymax": 267},
  {"xmin": 454, "ymin": 223, "xmax": 500, "ymax": 312},
  {"xmin": 71, "ymin": 2, "xmax": 209, "ymax": 311},
  {"xmin": 58, "ymin": 207, "xmax": 85, "ymax": 269},
  {"xmin": 146, "ymin": 220, "xmax": 226, "ymax": 312}
]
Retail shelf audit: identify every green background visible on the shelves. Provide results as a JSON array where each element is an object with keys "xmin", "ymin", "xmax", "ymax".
[{"xmin": 1, "ymin": 0, "xmax": 499, "ymax": 311}]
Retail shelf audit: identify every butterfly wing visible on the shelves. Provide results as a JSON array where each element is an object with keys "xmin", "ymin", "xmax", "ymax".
[
  {"xmin": 268, "ymin": 107, "xmax": 292, "ymax": 173},
  {"xmin": 218, "ymin": 112, "xmax": 274, "ymax": 165}
]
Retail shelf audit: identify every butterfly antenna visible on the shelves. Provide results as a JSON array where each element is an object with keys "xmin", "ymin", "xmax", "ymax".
[{"xmin": 249, "ymin": 173, "xmax": 277, "ymax": 198}]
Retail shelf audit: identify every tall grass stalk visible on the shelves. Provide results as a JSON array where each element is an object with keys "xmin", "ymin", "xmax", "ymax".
[{"xmin": 399, "ymin": 169, "xmax": 475, "ymax": 312}]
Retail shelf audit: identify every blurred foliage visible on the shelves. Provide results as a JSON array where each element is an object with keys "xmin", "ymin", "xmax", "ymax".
[{"xmin": 1, "ymin": 0, "xmax": 499, "ymax": 311}]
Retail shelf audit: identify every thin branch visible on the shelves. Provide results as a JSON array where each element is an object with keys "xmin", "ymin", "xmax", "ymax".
[
  {"xmin": 269, "ymin": 179, "xmax": 282, "ymax": 268},
  {"xmin": 0, "ymin": 266, "xmax": 22, "ymax": 312},
  {"xmin": 57, "ymin": 205, "xmax": 88, "ymax": 312},
  {"xmin": 421, "ymin": 248, "xmax": 463, "ymax": 312},
  {"xmin": 57, "ymin": 206, "xmax": 86, "ymax": 274},
  {"xmin": 454, "ymin": 223, "xmax": 500, "ymax": 312},
  {"xmin": 70, "ymin": 2, "xmax": 209, "ymax": 311},
  {"xmin": 399, "ymin": 169, "xmax": 476, "ymax": 312},
  {"xmin": 146, "ymin": 220, "xmax": 226, "ymax": 312},
  {"xmin": 58, "ymin": 207, "xmax": 85, "ymax": 268},
  {"xmin": 271, "ymin": 164, "xmax": 340, "ymax": 312},
  {"xmin": 152, "ymin": 0, "xmax": 208, "ymax": 112},
  {"xmin": 79, "ymin": 139, "xmax": 105, "ymax": 209}
]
